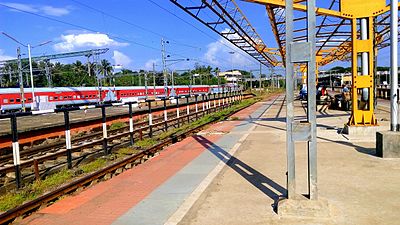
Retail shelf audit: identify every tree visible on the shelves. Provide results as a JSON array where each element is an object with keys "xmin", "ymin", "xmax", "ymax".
[{"xmin": 100, "ymin": 59, "xmax": 113, "ymax": 86}]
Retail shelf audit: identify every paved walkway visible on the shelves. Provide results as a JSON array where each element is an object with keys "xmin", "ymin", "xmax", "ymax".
[
  {"xmin": 20, "ymin": 94, "xmax": 400, "ymax": 225},
  {"xmin": 177, "ymin": 97, "xmax": 400, "ymax": 225}
]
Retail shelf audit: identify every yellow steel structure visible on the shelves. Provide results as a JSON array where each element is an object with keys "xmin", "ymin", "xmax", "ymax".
[
  {"xmin": 171, "ymin": 0, "xmax": 399, "ymax": 126},
  {"xmin": 246, "ymin": 0, "xmax": 399, "ymax": 126}
]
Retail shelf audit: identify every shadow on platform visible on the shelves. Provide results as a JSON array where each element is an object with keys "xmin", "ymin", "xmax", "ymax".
[
  {"xmin": 193, "ymin": 135, "xmax": 287, "ymax": 210},
  {"xmin": 317, "ymin": 136, "xmax": 377, "ymax": 156}
]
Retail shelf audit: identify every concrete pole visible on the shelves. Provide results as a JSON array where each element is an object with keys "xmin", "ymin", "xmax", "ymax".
[
  {"xmin": 161, "ymin": 38, "xmax": 168, "ymax": 96},
  {"xmin": 145, "ymin": 72, "xmax": 148, "ymax": 98},
  {"xmin": 285, "ymin": 0, "xmax": 296, "ymax": 199},
  {"xmin": 390, "ymin": 0, "xmax": 399, "ymax": 131},
  {"xmin": 17, "ymin": 48, "xmax": 26, "ymax": 112},
  {"xmin": 27, "ymin": 44, "xmax": 37, "ymax": 110},
  {"xmin": 153, "ymin": 63, "xmax": 156, "ymax": 98}
]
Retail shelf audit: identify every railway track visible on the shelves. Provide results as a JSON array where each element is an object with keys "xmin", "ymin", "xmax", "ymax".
[
  {"xmin": 0, "ymin": 95, "xmax": 220, "ymax": 149},
  {"xmin": 0, "ymin": 92, "xmax": 262, "ymax": 224},
  {"xmin": 0, "ymin": 94, "xmax": 250, "ymax": 189}
]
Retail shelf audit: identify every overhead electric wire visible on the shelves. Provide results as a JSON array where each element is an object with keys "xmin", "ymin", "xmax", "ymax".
[
  {"xmin": 0, "ymin": 3, "xmax": 162, "ymax": 53},
  {"xmin": 69, "ymin": 0, "xmax": 244, "ymax": 68},
  {"xmin": 145, "ymin": 0, "xmax": 260, "ymax": 67},
  {"xmin": 0, "ymin": 2, "xmax": 251, "ymax": 70},
  {"xmin": 69, "ymin": 0, "xmax": 202, "ymax": 51},
  {"xmin": 0, "ymin": 3, "xmax": 218, "ymax": 68}
]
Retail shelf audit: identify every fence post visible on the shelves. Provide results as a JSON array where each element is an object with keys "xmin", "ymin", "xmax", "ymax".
[
  {"xmin": 218, "ymin": 92, "xmax": 221, "ymax": 108},
  {"xmin": 148, "ymin": 100, "xmax": 153, "ymax": 138},
  {"xmin": 11, "ymin": 114, "xmax": 21, "ymax": 188},
  {"xmin": 163, "ymin": 98, "xmax": 168, "ymax": 131},
  {"xmin": 129, "ymin": 102, "xmax": 134, "ymax": 145},
  {"xmin": 213, "ymin": 93, "xmax": 216, "ymax": 110},
  {"xmin": 195, "ymin": 95, "xmax": 199, "ymax": 120},
  {"xmin": 202, "ymin": 94, "xmax": 205, "ymax": 115},
  {"xmin": 176, "ymin": 97, "xmax": 180, "ymax": 127},
  {"xmin": 64, "ymin": 111, "xmax": 72, "ymax": 169},
  {"xmin": 186, "ymin": 95, "xmax": 190, "ymax": 123},
  {"xmin": 101, "ymin": 106, "xmax": 108, "ymax": 154},
  {"xmin": 222, "ymin": 92, "xmax": 225, "ymax": 108}
]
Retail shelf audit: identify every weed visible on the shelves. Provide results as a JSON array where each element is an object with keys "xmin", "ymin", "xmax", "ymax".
[
  {"xmin": 116, "ymin": 147, "xmax": 140, "ymax": 157},
  {"xmin": 0, "ymin": 169, "xmax": 73, "ymax": 212},
  {"xmin": 80, "ymin": 158, "xmax": 108, "ymax": 173},
  {"xmin": 133, "ymin": 139, "xmax": 158, "ymax": 148},
  {"xmin": 110, "ymin": 121, "xmax": 126, "ymax": 131}
]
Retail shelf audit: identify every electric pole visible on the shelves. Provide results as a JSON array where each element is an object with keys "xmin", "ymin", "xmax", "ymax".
[
  {"xmin": 153, "ymin": 62, "xmax": 156, "ymax": 98},
  {"xmin": 17, "ymin": 47, "xmax": 26, "ymax": 112},
  {"xmin": 145, "ymin": 72, "xmax": 148, "ymax": 98},
  {"xmin": 8, "ymin": 66, "xmax": 12, "ymax": 84},
  {"xmin": 161, "ymin": 38, "xmax": 168, "ymax": 96}
]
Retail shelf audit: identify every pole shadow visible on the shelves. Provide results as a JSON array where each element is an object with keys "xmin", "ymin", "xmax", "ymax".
[{"xmin": 193, "ymin": 135, "xmax": 287, "ymax": 211}]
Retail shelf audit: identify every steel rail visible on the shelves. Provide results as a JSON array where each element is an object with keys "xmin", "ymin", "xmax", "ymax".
[{"xmin": 0, "ymin": 93, "xmax": 263, "ymax": 225}]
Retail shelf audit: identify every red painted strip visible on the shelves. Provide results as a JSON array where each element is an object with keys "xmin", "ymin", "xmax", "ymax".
[{"xmin": 21, "ymin": 100, "xmax": 265, "ymax": 225}]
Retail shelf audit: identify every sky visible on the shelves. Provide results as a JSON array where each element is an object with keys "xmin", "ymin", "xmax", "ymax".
[{"xmin": 0, "ymin": 0, "xmax": 396, "ymax": 75}]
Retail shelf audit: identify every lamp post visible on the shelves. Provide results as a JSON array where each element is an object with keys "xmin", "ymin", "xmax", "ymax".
[{"xmin": 2, "ymin": 32, "xmax": 51, "ymax": 110}]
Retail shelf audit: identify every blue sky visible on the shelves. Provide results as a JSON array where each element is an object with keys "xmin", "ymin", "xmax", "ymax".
[
  {"xmin": 0, "ymin": 0, "xmax": 395, "ymax": 74},
  {"xmin": 0, "ymin": 0, "xmax": 274, "ymax": 72}
]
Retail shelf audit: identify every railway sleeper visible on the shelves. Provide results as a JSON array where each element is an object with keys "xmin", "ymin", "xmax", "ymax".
[{"xmin": 0, "ymin": 99, "xmax": 238, "ymax": 191}]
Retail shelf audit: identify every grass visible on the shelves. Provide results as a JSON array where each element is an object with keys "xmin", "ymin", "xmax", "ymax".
[
  {"xmin": 0, "ymin": 169, "xmax": 73, "ymax": 212},
  {"xmin": 133, "ymin": 138, "xmax": 158, "ymax": 148},
  {"xmin": 116, "ymin": 147, "xmax": 141, "ymax": 158},
  {"xmin": 80, "ymin": 158, "xmax": 108, "ymax": 173},
  {"xmin": 109, "ymin": 121, "xmax": 126, "ymax": 131}
]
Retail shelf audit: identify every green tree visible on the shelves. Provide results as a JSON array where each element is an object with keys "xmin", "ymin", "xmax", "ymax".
[{"xmin": 100, "ymin": 59, "xmax": 113, "ymax": 86}]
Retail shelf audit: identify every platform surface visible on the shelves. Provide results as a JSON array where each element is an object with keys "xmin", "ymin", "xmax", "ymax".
[{"xmin": 20, "ymin": 95, "xmax": 400, "ymax": 225}]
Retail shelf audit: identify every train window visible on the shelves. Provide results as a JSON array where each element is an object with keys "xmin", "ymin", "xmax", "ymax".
[
  {"xmin": 28, "ymin": 98, "xmax": 32, "ymax": 101},
  {"xmin": 16, "ymin": 98, "xmax": 21, "ymax": 103},
  {"xmin": 49, "ymin": 96, "xmax": 53, "ymax": 100},
  {"xmin": 73, "ymin": 96, "xmax": 76, "ymax": 99},
  {"xmin": 3, "ymin": 99, "xmax": 8, "ymax": 103},
  {"xmin": 85, "ymin": 95, "xmax": 88, "ymax": 98},
  {"xmin": 77, "ymin": 96, "xmax": 80, "ymax": 99},
  {"xmin": 54, "ymin": 97, "xmax": 58, "ymax": 100},
  {"xmin": 60, "ymin": 96, "xmax": 63, "ymax": 100},
  {"xmin": 10, "ymin": 99, "xmax": 14, "ymax": 103}
]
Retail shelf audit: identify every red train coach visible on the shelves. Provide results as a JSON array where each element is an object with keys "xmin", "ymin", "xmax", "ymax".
[{"xmin": 0, "ymin": 85, "xmax": 213, "ymax": 112}]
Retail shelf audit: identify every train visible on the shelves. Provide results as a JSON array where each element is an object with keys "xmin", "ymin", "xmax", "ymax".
[{"xmin": 0, "ymin": 85, "xmax": 233, "ymax": 113}]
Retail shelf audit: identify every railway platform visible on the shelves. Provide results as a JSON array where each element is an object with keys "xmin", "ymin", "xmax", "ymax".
[{"xmin": 19, "ymin": 94, "xmax": 400, "ymax": 225}]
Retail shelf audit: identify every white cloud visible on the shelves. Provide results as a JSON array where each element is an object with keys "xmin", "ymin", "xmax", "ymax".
[
  {"xmin": 202, "ymin": 32, "xmax": 250, "ymax": 69},
  {"xmin": 41, "ymin": 6, "xmax": 70, "ymax": 16},
  {"xmin": 144, "ymin": 59, "xmax": 158, "ymax": 70},
  {"xmin": 1, "ymin": 2, "xmax": 71, "ymax": 16},
  {"xmin": 112, "ymin": 50, "xmax": 132, "ymax": 68},
  {"xmin": 2, "ymin": 2, "xmax": 37, "ymax": 13},
  {"xmin": 53, "ymin": 33, "xmax": 129, "ymax": 52},
  {"xmin": 0, "ymin": 49, "xmax": 15, "ymax": 61}
]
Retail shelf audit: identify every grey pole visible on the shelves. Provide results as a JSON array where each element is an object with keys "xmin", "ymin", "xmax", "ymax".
[
  {"xmin": 153, "ymin": 63, "xmax": 156, "ymax": 98},
  {"xmin": 285, "ymin": 0, "xmax": 296, "ymax": 200},
  {"xmin": 307, "ymin": 0, "xmax": 318, "ymax": 200},
  {"xmin": 390, "ymin": 0, "xmax": 399, "ymax": 131},
  {"xmin": 161, "ymin": 38, "xmax": 168, "ymax": 96},
  {"xmin": 145, "ymin": 72, "xmax": 148, "ymax": 98},
  {"xmin": 17, "ymin": 47, "xmax": 26, "ymax": 112},
  {"xmin": 27, "ymin": 44, "xmax": 37, "ymax": 110}
]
